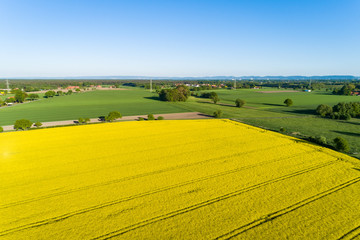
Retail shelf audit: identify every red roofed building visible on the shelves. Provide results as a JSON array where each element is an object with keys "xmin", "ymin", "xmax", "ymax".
[{"xmin": 66, "ymin": 86, "xmax": 80, "ymax": 90}]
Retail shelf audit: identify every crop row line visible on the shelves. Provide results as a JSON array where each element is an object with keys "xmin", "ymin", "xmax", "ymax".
[
  {"xmin": 90, "ymin": 159, "xmax": 340, "ymax": 240},
  {"xmin": 0, "ymin": 142, "xmax": 291, "ymax": 209},
  {"xmin": 0, "ymin": 149, "xmax": 317, "ymax": 236},
  {"xmin": 0, "ymin": 129, "xmax": 240, "ymax": 178},
  {"xmin": 214, "ymin": 177, "xmax": 360, "ymax": 239},
  {"xmin": 338, "ymin": 224, "xmax": 360, "ymax": 240}
]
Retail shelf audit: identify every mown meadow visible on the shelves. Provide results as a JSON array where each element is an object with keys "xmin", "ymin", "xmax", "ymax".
[{"xmin": 1, "ymin": 119, "xmax": 359, "ymax": 239}]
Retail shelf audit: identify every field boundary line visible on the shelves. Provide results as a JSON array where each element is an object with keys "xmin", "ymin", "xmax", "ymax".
[
  {"xmin": 1, "ymin": 112, "xmax": 210, "ymax": 131},
  {"xmin": 0, "ymin": 149, "xmax": 318, "ymax": 236},
  {"xmin": 214, "ymin": 177, "xmax": 360, "ymax": 240},
  {"xmin": 89, "ymin": 160, "xmax": 340, "ymax": 240}
]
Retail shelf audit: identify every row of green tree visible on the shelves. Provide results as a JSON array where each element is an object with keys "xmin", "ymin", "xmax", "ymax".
[
  {"xmin": 316, "ymin": 102, "xmax": 360, "ymax": 120},
  {"xmin": 332, "ymin": 83, "xmax": 359, "ymax": 95},
  {"xmin": 157, "ymin": 88, "xmax": 295, "ymax": 109},
  {"xmin": 158, "ymin": 85, "xmax": 191, "ymax": 102},
  {"xmin": 0, "ymin": 89, "xmax": 81, "ymax": 106},
  {"xmin": 0, "ymin": 110, "xmax": 166, "ymax": 132},
  {"xmin": 2, "ymin": 79, "xmax": 359, "ymax": 92}
]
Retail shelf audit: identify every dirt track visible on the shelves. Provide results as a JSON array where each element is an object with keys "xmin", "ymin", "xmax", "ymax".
[{"xmin": 1, "ymin": 112, "xmax": 211, "ymax": 131}]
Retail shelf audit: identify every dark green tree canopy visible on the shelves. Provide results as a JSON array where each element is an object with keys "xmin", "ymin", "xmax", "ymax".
[
  {"xmin": 333, "ymin": 137, "xmax": 349, "ymax": 152},
  {"xmin": 316, "ymin": 104, "xmax": 333, "ymax": 117},
  {"xmin": 45, "ymin": 91, "xmax": 56, "ymax": 98},
  {"xmin": 105, "ymin": 111, "xmax": 122, "ymax": 122},
  {"xmin": 158, "ymin": 85, "xmax": 190, "ymax": 102},
  {"xmin": 209, "ymin": 92, "xmax": 220, "ymax": 104},
  {"xmin": 284, "ymin": 98, "xmax": 293, "ymax": 107},
  {"xmin": 14, "ymin": 90, "xmax": 27, "ymax": 103},
  {"xmin": 235, "ymin": 98, "xmax": 246, "ymax": 108},
  {"xmin": 28, "ymin": 94, "xmax": 40, "ymax": 100},
  {"xmin": 14, "ymin": 119, "xmax": 33, "ymax": 130}
]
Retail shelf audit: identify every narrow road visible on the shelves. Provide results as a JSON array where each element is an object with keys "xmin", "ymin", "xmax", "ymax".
[{"xmin": 1, "ymin": 112, "xmax": 211, "ymax": 132}]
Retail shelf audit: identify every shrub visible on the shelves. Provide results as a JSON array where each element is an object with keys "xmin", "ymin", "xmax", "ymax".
[
  {"xmin": 235, "ymin": 98, "xmax": 246, "ymax": 108},
  {"xmin": 147, "ymin": 114, "xmax": 155, "ymax": 120},
  {"xmin": 213, "ymin": 110, "xmax": 223, "ymax": 118},
  {"xmin": 84, "ymin": 118, "xmax": 90, "ymax": 123},
  {"xmin": 0, "ymin": 126, "xmax": 3, "ymax": 132},
  {"xmin": 157, "ymin": 116, "xmax": 164, "ymax": 120},
  {"xmin": 333, "ymin": 137, "xmax": 349, "ymax": 152},
  {"xmin": 280, "ymin": 127, "xmax": 286, "ymax": 133},
  {"xmin": 14, "ymin": 119, "xmax": 33, "ymax": 130},
  {"xmin": 78, "ymin": 117, "xmax": 85, "ymax": 124},
  {"xmin": 28, "ymin": 94, "xmax": 40, "ymax": 100},
  {"xmin": 5, "ymin": 97, "xmax": 15, "ymax": 103},
  {"xmin": 309, "ymin": 136, "xmax": 327, "ymax": 145},
  {"xmin": 34, "ymin": 121, "xmax": 42, "ymax": 128},
  {"xmin": 284, "ymin": 98, "xmax": 293, "ymax": 107},
  {"xmin": 316, "ymin": 136, "xmax": 327, "ymax": 145},
  {"xmin": 138, "ymin": 117, "xmax": 144, "ymax": 121}
]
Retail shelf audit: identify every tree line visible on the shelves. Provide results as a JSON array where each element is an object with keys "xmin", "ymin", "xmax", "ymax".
[{"xmin": 316, "ymin": 102, "xmax": 360, "ymax": 120}]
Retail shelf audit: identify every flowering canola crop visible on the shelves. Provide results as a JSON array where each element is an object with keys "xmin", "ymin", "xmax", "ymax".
[{"xmin": 1, "ymin": 119, "xmax": 360, "ymax": 239}]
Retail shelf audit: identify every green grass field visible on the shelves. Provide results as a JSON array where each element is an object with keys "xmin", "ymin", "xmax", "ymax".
[
  {"xmin": 175, "ymin": 88, "xmax": 360, "ymax": 158},
  {"xmin": 0, "ymin": 89, "xmax": 187, "ymax": 125}
]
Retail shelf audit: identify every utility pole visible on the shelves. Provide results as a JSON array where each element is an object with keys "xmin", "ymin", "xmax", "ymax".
[
  {"xmin": 6, "ymin": 79, "xmax": 9, "ymax": 90},
  {"xmin": 150, "ymin": 79, "xmax": 152, "ymax": 92}
]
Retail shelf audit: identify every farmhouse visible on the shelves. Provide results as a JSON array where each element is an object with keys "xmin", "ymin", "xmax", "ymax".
[
  {"xmin": 66, "ymin": 86, "xmax": 80, "ymax": 90},
  {"xmin": 351, "ymin": 91, "xmax": 360, "ymax": 96}
]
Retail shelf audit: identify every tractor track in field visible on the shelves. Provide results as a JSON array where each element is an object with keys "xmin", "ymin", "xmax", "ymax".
[
  {"xmin": 0, "ymin": 149, "xmax": 319, "ymax": 236},
  {"xmin": 1, "ymin": 130, "xmax": 246, "ymax": 187},
  {"xmin": 1, "ymin": 124, "xmax": 223, "ymax": 175},
  {"xmin": 214, "ymin": 177, "xmax": 360, "ymax": 240},
  {"xmin": 89, "ymin": 160, "xmax": 341, "ymax": 240},
  {"xmin": 0, "ymin": 142, "xmax": 293, "ymax": 209},
  {"xmin": 338, "ymin": 225, "xmax": 360, "ymax": 240}
]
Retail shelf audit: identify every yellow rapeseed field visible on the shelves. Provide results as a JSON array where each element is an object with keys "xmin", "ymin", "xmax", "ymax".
[{"xmin": 1, "ymin": 119, "xmax": 360, "ymax": 239}]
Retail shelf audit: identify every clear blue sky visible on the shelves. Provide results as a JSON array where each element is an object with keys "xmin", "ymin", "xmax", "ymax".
[{"xmin": 0, "ymin": 0, "xmax": 359, "ymax": 77}]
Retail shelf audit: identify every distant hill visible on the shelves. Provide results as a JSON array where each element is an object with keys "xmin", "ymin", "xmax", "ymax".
[{"xmin": 2, "ymin": 75, "xmax": 359, "ymax": 80}]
